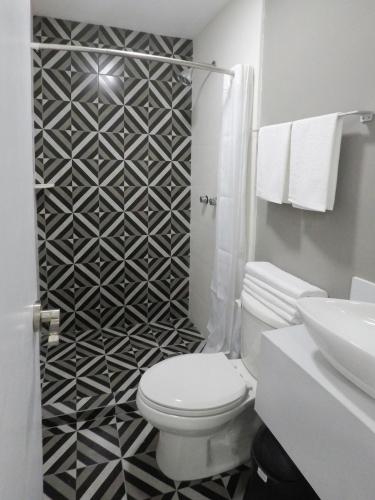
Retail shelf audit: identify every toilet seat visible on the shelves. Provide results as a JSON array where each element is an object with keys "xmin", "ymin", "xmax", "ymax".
[{"xmin": 138, "ymin": 352, "xmax": 248, "ymax": 417}]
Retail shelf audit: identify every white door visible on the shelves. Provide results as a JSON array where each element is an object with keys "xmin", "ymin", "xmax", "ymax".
[{"xmin": 0, "ymin": 0, "xmax": 43, "ymax": 499}]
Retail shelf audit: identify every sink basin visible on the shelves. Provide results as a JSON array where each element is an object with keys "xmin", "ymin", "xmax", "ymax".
[{"xmin": 297, "ymin": 298, "xmax": 375, "ymax": 399}]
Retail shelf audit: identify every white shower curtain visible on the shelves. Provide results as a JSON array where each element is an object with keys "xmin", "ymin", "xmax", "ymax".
[{"xmin": 205, "ymin": 64, "xmax": 254, "ymax": 357}]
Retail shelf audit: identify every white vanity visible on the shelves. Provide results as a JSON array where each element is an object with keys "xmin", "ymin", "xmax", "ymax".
[{"xmin": 255, "ymin": 278, "xmax": 375, "ymax": 500}]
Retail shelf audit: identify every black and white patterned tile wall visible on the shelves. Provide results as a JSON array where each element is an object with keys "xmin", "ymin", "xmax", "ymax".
[{"xmin": 33, "ymin": 16, "xmax": 192, "ymax": 332}]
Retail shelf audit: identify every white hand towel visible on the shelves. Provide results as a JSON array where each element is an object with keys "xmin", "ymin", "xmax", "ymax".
[
  {"xmin": 289, "ymin": 113, "xmax": 343, "ymax": 211},
  {"xmin": 241, "ymin": 291, "xmax": 289, "ymax": 329},
  {"xmin": 243, "ymin": 278, "xmax": 297, "ymax": 317},
  {"xmin": 245, "ymin": 261, "xmax": 327, "ymax": 299},
  {"xmin": 256, "ymin": 122, "xmax": 292, "ymax": 203}
]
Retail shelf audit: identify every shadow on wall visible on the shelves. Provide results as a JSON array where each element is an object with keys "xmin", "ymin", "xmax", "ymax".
[{"xmin": 192, "ymin": 71, "xmax": 212, "ymax": 112}]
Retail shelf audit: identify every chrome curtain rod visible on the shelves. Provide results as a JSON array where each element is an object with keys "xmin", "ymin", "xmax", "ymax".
[{"xmin": 30, "ymin": 42, "xmax": 235, "ymax": 77}]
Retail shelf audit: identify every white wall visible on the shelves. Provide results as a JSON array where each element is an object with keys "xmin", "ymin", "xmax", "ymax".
[{"xmin": 190, "ymin": 0, "xmax": 264, "ymax": 336}]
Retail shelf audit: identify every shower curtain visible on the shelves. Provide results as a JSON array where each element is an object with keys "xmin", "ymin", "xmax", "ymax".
[{"xmin": 205, "ymin": 64, "xmax": 254, "ymax": 357}]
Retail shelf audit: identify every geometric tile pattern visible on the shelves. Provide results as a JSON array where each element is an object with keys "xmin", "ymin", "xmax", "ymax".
[
  {"xmin": 41, "ymin": 318, "xmax": 203, "ymax": 421},
  {"xmin": 41, "ymin": 319, "xmax": 249, "ymax": 498},
  {"xmin": 33, "ymin": 16, "xmax": 192, "ymax": 332}
]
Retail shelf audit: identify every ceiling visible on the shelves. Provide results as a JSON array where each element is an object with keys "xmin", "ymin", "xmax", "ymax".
[{"xmin": 31, "ymin": 0, "xmax": 232, "ymax": 38}]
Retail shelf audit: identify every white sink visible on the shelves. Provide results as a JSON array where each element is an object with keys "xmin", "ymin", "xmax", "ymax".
[{"xmin": 297, "ymin": 298, "xmax": 375, "ymax": 399}]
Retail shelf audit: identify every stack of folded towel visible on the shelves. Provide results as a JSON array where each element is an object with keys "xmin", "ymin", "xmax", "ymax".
[{"xmin": 242, "ymin": 262, "xmax": 327, "ymax": 327}]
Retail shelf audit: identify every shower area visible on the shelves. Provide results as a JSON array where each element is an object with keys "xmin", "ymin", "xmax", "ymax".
[
  {"xmin": 33, "ymin": 3, "xmax": 262, "ymax": 495},
  {"xmin": 34, "ymin": 16, "xmax": 211, "ymax": 498},
  {"xmin": 34, "ymin": 17, "xmax": 195, "ymax": 334}
]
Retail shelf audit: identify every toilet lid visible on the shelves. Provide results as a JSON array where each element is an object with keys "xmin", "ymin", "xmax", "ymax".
[{"xmin": 138, "ymin": 353, "xmax": 247, "ymax": 415}]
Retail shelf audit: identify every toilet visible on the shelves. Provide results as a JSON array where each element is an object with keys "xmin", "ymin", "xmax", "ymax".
[{"xmin": 136, "ymin": 296, "xmax": 287, "ymax": 481}]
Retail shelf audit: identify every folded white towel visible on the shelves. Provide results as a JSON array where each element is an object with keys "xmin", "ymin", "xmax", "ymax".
[
  {"xmin": 289, "ymin": 113, "xmax": 343, "ymax": 211},
  {"xmin": 244, "ymin": 275, "xmax": 297, "ymax": 307},
  {"xmin": 256, "ymin": 121, "xmax": 292, "ymax": 204},
  {"xmin": 241, "ymin": 291, "xmax": 289, "ymax": 329},
  {"xmin": 243, "ymin": 278, "xmax": 296, "ymax": 317},
  {"xmin": 245, "ymin": 261, "xmax": 327, "ymax": 299},
  {"xmin": 244, "ymin": 288, "xmax": 298, "ymax": 324}
]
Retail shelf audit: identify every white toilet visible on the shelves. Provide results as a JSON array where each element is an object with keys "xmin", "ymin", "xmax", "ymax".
[{"xmin": 136, "ymin": 298, "xmax": 284, "ymax": 481}]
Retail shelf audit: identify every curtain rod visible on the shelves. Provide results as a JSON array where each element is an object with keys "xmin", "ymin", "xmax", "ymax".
[{"xmin": 30, "ymin": 42, "xmax": 235, "ymax": 77}]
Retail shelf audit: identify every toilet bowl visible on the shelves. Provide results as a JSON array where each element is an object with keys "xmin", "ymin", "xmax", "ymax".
[
  {"xmin": 137, "ymin": 353, "xmax": 256, "ymax": 435},
  {"xmin": 136, "ymin": 294, "xmax": 279, "ymax": 481},
  {"xmin": 136, "ymin": 353, "xmax": 260, "ymax": 480}
]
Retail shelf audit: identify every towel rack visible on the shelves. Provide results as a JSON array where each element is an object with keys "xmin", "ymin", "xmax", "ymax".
[
  {"xmin": 253, "ymin": 110, "xmax": 374, "ymax": 132},
  {"xmin": 337, "ymin": 110, "xmax": 373, "ymax": 123}
]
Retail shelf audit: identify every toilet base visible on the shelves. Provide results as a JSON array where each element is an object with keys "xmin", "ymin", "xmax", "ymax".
[{"xmin": 156, "ymin": 402, "xmax": 262, "ymax": 481}]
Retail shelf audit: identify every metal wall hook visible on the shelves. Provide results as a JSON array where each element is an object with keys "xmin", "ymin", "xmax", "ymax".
[
  {"xmin": 208, "ymin": 197, "xmax": 217, "ymax": 206},
  {"xmin": 200, "ymin": 195, "xmax": 209, "ymax": 204}
]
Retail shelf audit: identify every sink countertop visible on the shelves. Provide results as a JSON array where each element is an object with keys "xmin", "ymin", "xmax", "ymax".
[{"xmin": 255, "ymin": 325, "xmax": 375, "ymax": 500}]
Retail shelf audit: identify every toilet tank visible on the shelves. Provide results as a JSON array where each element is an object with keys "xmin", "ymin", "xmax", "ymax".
[{"xmin": 240, "ymin": 306, "xmax": 275, "ymax": 379}]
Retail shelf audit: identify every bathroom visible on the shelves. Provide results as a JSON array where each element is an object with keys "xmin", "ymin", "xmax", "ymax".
[{"xmin": 1, "ymin": 0, "xmax": 375, "ymax": 498}]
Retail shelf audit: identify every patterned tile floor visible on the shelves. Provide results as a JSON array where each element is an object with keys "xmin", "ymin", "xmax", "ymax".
[{"xmin": 41, "ymin": 318, "xmax": 251, "ymax": 499}]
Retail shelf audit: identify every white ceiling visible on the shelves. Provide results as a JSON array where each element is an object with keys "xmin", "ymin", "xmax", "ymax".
[{"xmin": 31, "ymin": 0, "xmax": 232, "ymax": 38}]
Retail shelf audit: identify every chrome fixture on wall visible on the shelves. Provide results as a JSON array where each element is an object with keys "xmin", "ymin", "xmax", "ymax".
[
  {"xmin": 199, "ymin": 195, "xmax": 217, "ymax": 206},
  {"xmin": 33, "ymin": 303, "xmax": 60, "ymax": 346},
  {"xmin": 34, "ymin": 184, "xmax": 55, "ymax": 190},
  {"xmin": 338, "ymin": 110, "xmax": 374, "ymax": 123},
  {"xmin": 176, "ymin": 60, "xmax": 217, "ymax": 86},
  {"xmin": 176, "ymin": 67, "xmax": 193, "ymax": 86}
]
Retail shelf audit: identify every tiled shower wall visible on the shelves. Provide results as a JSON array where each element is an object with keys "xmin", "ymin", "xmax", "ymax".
[{"xmin": 33, "ymin": 17, "xmax": 192, "ymax": 332}]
